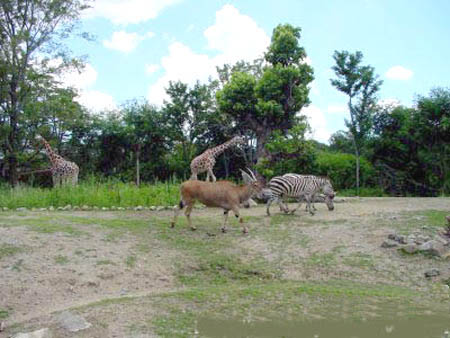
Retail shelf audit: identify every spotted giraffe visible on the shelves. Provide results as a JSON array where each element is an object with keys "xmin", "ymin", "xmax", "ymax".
[
  {"xmin": 190, "ymin": 136, "xmax": 245, "ymax": 181},
  {"xmin": 35, "ymin": 135, "xmax": 79, "ymax": 187}
]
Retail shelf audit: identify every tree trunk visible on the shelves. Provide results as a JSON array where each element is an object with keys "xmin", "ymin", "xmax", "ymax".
[
  {"xmin": 255, "ymin": 127, "xmax": 271, "ymax": 165},
  {"xmin": 355, "ymin": 153, "xmax": 360, "ymax": 196},
  {"xmin": 135, "ymin": 146, "xmax": 141, "ymax": 187}
]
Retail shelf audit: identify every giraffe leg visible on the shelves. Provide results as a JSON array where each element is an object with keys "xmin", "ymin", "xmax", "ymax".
[{"xmin": 208, "ymin": 169, "xmax": 217, "ymax": 182}]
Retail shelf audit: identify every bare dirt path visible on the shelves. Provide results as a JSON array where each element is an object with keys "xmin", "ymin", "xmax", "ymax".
[{"xmin": 0, "ymin": 197, "xmax": 449, "ymax": 337}]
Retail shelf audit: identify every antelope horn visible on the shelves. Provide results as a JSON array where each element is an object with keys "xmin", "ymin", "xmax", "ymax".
[{"xmin": 246, "ymin": 167, "xmax": 257, "ymax": 181}]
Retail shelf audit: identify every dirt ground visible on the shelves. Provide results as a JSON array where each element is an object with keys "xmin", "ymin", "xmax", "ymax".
[{"xmin": 0, "ymin": 197, "xmax": 449, "ymax": 337}]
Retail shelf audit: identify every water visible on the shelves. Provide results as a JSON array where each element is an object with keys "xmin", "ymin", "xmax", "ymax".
[{"xmin": 198, "ymin": 315, "xmax": 450, "ymax": 338}]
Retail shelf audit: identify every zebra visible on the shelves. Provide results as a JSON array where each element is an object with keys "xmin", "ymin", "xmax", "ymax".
[{"xmin": 266, "ymin": 174, "xmax": 335, "ymax": 216}]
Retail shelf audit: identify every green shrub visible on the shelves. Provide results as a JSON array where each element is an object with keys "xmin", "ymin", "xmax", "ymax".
[{"xmin": 315, "ymin": 152, "xmax": 376, "ymax": 190}]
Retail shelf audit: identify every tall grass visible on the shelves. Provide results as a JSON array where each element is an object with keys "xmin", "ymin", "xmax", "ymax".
[{"xmin": 0, "ymin": 179, "xmax": 180, "ymax": 209}]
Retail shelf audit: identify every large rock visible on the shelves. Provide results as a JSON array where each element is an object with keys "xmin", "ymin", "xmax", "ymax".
[
  {"xmin": 12, "ymin": 328, "xmax": 52, "ymax": 338},
  {"xmin": 418, "ymin": 240, "xmax": 449, "ymax": 258},
  {"xmin": 56, "ymin": 311, "xmax": 91, "ymax": 332}
]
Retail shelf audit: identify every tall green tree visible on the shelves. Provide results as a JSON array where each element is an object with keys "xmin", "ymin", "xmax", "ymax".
[
  {"xmin": 217, "ymin": 24, "xmax": 314, "ymax": 163},
  {"xmin": 0, "ymin": 0, "xmax": 89, "ymax": 185},
  {"xmin": 330, "ymin": 50, "xmax": 382, "ymax": 195}
]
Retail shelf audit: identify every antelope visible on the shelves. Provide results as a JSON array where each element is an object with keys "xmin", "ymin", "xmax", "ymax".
[{"xmin": 171, "ymin": 169, "xmax": 264, "ymax": 234}]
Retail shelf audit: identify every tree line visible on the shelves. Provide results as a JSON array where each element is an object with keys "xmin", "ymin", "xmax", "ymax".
[{"xmin": 1, "ymin": 0, "xmax": 449, "ymax": 195}]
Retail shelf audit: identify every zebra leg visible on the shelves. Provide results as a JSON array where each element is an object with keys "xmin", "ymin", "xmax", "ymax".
[
  {"xmin": 266, "ymin": 197, "xmax": 276, "ymax": 216},
  {"xmin": 290, "ymin": 198, "xmax": 303, "ymax": 214},
  {"xmin": 305, "ymin": 195, "xmax": 315, "ymax": 215}
]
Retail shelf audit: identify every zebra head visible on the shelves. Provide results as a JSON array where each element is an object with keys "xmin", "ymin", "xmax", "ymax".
[{"xmin": 322, "ymin": 181, "xmax": 335, "ymax": 211}]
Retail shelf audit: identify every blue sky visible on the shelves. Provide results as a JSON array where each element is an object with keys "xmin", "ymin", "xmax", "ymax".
[{"xmin": 64, "ymin": 0, "xmax": 450, "ymax": 143}]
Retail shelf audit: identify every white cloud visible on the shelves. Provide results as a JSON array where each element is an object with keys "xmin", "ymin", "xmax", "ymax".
[
  {"xmin": 378, "ymin": 98, "xmax": 401, "ymax": 108},
  {"xmin": 300, "ymin": 105, "xmax": 331, "ymax": 143},
  {"xmin": 59, "ymin": 63, "xmax": 117, "ymax": 113},
  {"xmin": 76, "ymin": 90, "xmax": 117, "ymax": 113},
  {"xmin": 204, "ymin": 4, "xmax": 270, "ymax": 64},
  {"xmin": 147, "ymin": 4, "xmax": 270, "ymax": 105},
  {"xmin": 385, "ymin": 66, "xmax": 413, "ymax": 80},
  {"xmin": 83, "ymin": 0, "xmax": 182, "ymax": 25},
  {"xmin": 145, "ymin": 64, "xmax": 160, "ymax": 75},
  {"xmin": 103, "ymin": 31, "xmax": 153, "ymax": 53},
  {"xmin": 327, "ymin": 104, "xmax": 348, "ymax": 115}
]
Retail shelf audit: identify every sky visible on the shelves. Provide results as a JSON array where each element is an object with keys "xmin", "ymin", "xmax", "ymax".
[{"xmin": 63, "ymin": 0, "xmax": 450, "ymax": 143}]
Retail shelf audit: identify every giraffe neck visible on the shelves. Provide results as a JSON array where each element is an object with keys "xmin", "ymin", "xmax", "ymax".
[
  {"xmin": 42, "ymin": 139, "xmax": 61, "ymax": 166},
  {"xmin": 209, "ymin": 139, "xmax": 238, "ymax": 158}
]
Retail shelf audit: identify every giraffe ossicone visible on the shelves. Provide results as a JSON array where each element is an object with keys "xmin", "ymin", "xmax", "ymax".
[
  {"xmin": 190, "ymin": 136, "xmax": 245, "ymax": 182},
  {"xmin": 35, "ymin": 135, "xmax": 79, "ymax": 187}
]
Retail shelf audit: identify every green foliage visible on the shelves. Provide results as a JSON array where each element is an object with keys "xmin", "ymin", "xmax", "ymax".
[
  {"xmin": 315, "ymin": 151, "xmax": 375, "ymax": 190},
  {"xmin": 256, "ymin": 124, "xmax": 316, "ymax": 178}
]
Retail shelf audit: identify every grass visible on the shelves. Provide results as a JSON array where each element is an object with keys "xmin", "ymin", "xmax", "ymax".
[
  {"xmin": 0, "ymin": 244, "xmax": 23, "ymax": 260},
  {"xmin": 0, "ymin": 180, "xmax": 180, "ymax": 209}
]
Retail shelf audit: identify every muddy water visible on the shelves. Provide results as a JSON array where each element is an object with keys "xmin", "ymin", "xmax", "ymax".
[{"xmin": 198, "ymin": 315, "xmax": 450, "ymax": 338}]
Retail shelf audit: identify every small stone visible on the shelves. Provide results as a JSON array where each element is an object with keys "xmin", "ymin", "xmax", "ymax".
[
  {"xmin": 150, "ymin": 206, "xmax": 156, "ymax": 211},
  {"xmin": 73, "ymin": 206, "xmax": 80, "ymax": 211},
  {"xmin": 16, "ymin": 207, "xmax": 27, "ymax": 212},
  {"xmin": 401, "ymin": 244, "xmax": 418, "ymax": 254},
  {"xmin": 57, "ymin": 207, "xmax": 64, "ymax": 211},
  {"xmin": 418, "ymin": 240, "xmax": 448, "ymax": 257},
  {"xmin": 63, "ymin": 204, "xmax": 72, "ymax": 211},
  {"xmin": 110, "ymin": 206, "xmax": 117, "ymax": 210},
  {"xmin": 117, "ymin": 207, "xmax": 125, "ymax": 211},
  {"xmin": 39, "ymin": 208, "xmax": 47, "ymax": 211},
  {"xmin": 56, "ymin": 311, "xmax": 91, "ymax": 332},
  {"xmin": 156, "ymin": 206, "xmax": 164, "ymax": 212},
  {"xmin": 2, "ymin": 207, "xmax": 9, "ymax": 211},
  {"xmin": 81, "ymin": 205, "xmax": 90, "ymax": 211},
  {"xmin": 11, "ymin": 328, "xmax": 52, "ymax": 338},
  {"xmin": 134, "ymin": 206, "xmax": 143, "ymax": 211},
  {"xmin": 381, "ymin": 240, "xmax": 398, "ymax": 248},
  {"xmin": 424, "ymin": 269, "xmax": 440, "ymax": 278},
  {"xmin": 48, "ymin": 206, "xmax": 55, "ymax": 211},
  {"xmin": 101, "ymin": 207, "xmax": 109, "ymax": 211}
]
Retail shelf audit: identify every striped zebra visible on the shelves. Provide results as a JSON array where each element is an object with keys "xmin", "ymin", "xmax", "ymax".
[{"xmin": 266, "ymin": 174, "xmax": 335, "ymax": 216}]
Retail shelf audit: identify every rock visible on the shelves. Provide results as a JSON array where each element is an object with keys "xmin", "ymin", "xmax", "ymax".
[
  {"xmin": 388, "ymin": 234, "xmax": 407, "ymax": 244},
  {"xmin": 134, "ymin": 206, "xmax": 143, "ymax": 211},
  {"xmin": 424, "ymin": 269, "xmax": 440, "ymax": 278},
  {"xmin": 401, "ymin": 244, "xmax": 418, "ymax": 254},
  {"xmin": 11, "ymin": 328, "xmax": 52, "ymax": 338},
  {"xmin": 16, "ymin": 207, "xmax": 27, "ymax": 212},
  {"xmin": 73, "ymin": 206, "xmax": 80, "ymax": 211},
  {"xmin": 62, "ymin": 204, "xmax": 72, "ymax": 211},
  {"xmin": 57, "ymin": 207, "xmax": 64, "ymax": 211},
  {"xmin": 117, "ymin": 207, "xmax": 125, "ymax": 211},
  {"xmin": 101, "ymin": 207, "xmax": 109, "ymax": 211},
  {"xmin": 48, "ymin": 206, "xmax": 55, "ymax": 211},
  {"xmin": 56, "ymin": 311, "xmax": 91, "ymax": 332},
  {"xmin": 39, "ymin": 208, "xmax": 47, "ymax": 212},
  {"xmin": 93, "ymin": 206, "xmax": 99, "ymax": 211},
  {"xmin": 110, "ymin": 206, "xmax": 117, "ymax": 210},
  {"xmin": 150, "ymin": 206, "xmax": 156, "ymax": 211},
  {"xmin": 156, "ymin": 206, "xmax": 165, "ymax": 212},
  {"xmin": 418, "ymin": 240, "xmax": 449, "ymax": 257},
  {"xmin": 446, "ymin": 215, "xmax": 450, "ymax": 224},
  {"xmin": 81, "ymin": 205, "xmax": 90, "ymax": 211},
  {"xmin": 2, "ymin": 207, "xmax": 9, "ymax": 211},
  {"xmin": 381, "ymin": 240, "xmax": 398, "ymax": 248}
]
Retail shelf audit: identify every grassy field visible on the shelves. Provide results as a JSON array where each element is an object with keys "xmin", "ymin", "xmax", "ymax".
[
  {"xmin": 0, "ymin": 197, "xmax": 449, "ymax": 337},
  {"xmin": 0, "ymin": 181, "xmax": 393, "ymax": 210}
]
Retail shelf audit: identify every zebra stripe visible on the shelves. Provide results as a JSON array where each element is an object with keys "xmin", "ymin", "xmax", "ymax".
[{"xmin": 266, "ymin": 174, "xmax": 335, "ymax": 216}]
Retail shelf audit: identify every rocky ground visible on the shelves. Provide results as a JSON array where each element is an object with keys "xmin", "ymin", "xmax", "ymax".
[{"xmin": 0, "ymin": 197, "xmax": 449, "ymax": 337}]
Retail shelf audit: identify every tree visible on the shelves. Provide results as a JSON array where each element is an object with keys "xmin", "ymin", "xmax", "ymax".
[
  {"xmin": 0, "ymin": 0, "xmax": 89, "ymax": 185},
  {"xmin": 217, "ymin": 24, "xmax": 314, "ymax": 164},
  {"xmin": 330, "ymin": 50, "xmax": 382, "ymax": 195}
]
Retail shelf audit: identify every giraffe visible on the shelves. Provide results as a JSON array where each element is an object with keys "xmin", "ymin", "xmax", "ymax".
[
  {"xmin": 35, "ymin": 135, "xmax": 79, "ymax": 187},
  {"xmin": 190, "ymin": 136, "xmax": 245, "ymax": 181}
]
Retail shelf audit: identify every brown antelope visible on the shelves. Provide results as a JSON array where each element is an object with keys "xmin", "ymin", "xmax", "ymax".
[{"xmin": 171, "ymin": 169, "xmax": 264, "ymax": 234}]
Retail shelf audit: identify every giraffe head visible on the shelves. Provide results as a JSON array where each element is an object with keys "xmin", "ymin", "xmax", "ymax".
[{"xmin": 231, "ymin": 136, "xmax": 246, "ymax": 146}]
